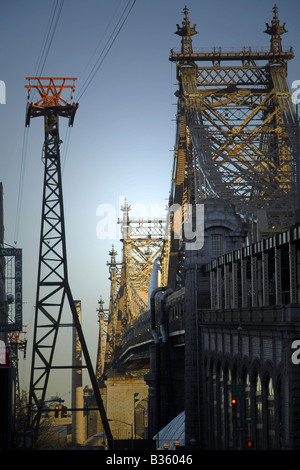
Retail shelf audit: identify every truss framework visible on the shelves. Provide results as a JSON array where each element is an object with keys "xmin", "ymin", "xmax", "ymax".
[
  {"xmin": 119, "ymin": 200, "xmax": 166, "ymax": 320},
  {"xmin": 102, "ymin": 200, "xmax": 167, "ymax": 370},
  {"xmin": 170, "ymin": 6, "xmax": 297, "ymax": 231}
]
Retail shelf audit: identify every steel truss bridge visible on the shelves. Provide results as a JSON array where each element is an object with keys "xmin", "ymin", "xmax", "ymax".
[{"xmin": 98, "ymin": 4, "xmax": 298, "ymax": 376}]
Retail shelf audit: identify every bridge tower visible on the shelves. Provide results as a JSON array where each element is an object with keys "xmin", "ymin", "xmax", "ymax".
[
  {"xmin": 98, "ymin": 200, "xmax": 166, "ymax": 442},
  {"xmin": 103, "ymin": 199, "xmax": 166, "ymax": 373},
  {"xmin": 165, "ymin": 4, "xmax": 298, "ymax": 448},
  {"xmin": 25, "ymin": 78, "xmax": 113, "ymax": 448},
  {"xmin": 169, "ymin": 5, "xmax": 296, "ymax": 253},
  {"xmin": 95, "ymin": 297, "xmax": 108, "ymax": 382},
  {"xmin": 104, "ymin": 245, "xmax": 122, "ymax": 371}
]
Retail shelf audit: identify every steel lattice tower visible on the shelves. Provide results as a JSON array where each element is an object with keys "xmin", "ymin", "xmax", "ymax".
[{"xmin": 25, "ymin": 78, "xmax": 113, "ymax": 448}]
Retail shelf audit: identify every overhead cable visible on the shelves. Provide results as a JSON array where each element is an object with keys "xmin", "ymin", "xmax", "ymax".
[
  {"xmin": 14, "ymin": 0, "xmax": 65, "ymax": 245},
  {"xmin": 35, "ymin": 0, "xmax": 65, "ymax": 76},
  {"xmin": 75, "ymin": 0, "xmax": 137, "ymax": 101},
  {"xmin": 14, "ymin": 127, "xmax": 29, "ymax": 245}
]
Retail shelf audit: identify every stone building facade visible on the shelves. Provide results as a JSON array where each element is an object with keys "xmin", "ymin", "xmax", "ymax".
[
  {"xmin": 183, "ymin": 198, "xmax": 247, "ymax": 448},
  {"xmin": 183, "ymin": 199, "xmax": 300, "ymax": 449}
]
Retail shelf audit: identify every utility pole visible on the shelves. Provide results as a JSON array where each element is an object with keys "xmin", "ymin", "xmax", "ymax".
[{"xmin": 25, "ymin": 78, "xmax": 113, "ymax": 449}]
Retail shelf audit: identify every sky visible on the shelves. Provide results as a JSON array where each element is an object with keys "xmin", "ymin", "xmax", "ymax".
[{"xmin": 1, "ymin": 0, "xmax": 300, "ymax": 405}]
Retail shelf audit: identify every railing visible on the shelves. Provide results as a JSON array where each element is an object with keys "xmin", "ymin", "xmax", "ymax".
[
  {"xmin": 171, "ymin": 46, "xmax": 293, "ymax": 54},
  {"xmin": 170, "ymin": 45, "xmax": 294, "ymax": 62},
  {"xmin": 205, "ymin": 226, "xmax": 300, "ymax": 311}
]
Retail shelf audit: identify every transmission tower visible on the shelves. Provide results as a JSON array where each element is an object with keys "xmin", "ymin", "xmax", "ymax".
[{"xmin": 25, "ymin": 78, "xmax": 113, "ymax": 448}]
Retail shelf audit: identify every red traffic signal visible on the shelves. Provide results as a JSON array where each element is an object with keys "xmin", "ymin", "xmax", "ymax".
[
  {"xmin": 54, "ymin": 405, "xmax": 60, "ymax": 418},
  {"xmin": 231, "ymin": 398, "xmax": 237, "ymax": 420},
  {"xmin": 247, "ymin": 440, "xmax": 254, "ymax": 448}
]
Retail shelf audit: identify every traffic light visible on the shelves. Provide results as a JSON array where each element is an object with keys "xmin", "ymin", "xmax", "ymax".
[
  {"xmin": 54, "ymin": 405, "xmax": 59, "ymax": 418},
  {"xmin": 247, "ymin": 440, "xmax": 254, "ymax": 449},
  {"xmin": 61, "ymin": 405, "xmax": 68, "ymax": 418},
  {"xmin": 231, "ymin": 398, "xmax": 237, "ymax": 420}
]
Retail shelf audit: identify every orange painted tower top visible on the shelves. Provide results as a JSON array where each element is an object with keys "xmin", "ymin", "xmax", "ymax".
[{"xmin": 25, "ymin": 77, "xmax": 78, "ymax": 126}]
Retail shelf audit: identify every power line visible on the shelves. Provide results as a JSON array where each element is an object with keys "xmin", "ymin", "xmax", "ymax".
[
  {"xmin": 14, "ymin": 1, "xmax": 65, "ymax": 245},
  {"xmin": 14, "ymin": 0, "xmax": 135, "ymax": 243},
  {"xmin": 60, "ymin": 0, "xmax": 124, "ymax": 174},
  {"xmin": 14, "ymin": 128, "xmax": 29, "ymax": 245},
  {"xmin": 34, "ymin": 0, "xmax": 65, "ymax": 77},
  {"xmin": 62, "ymin": 1, "xmax": 136, "ymax": 171},
  {"xmin": 75, "ymin": 0, "xmax": 137, "ymax": 101},
  {"xmin": 75, "ymin": 0, "xmax": 124, "ymax": 90},
  {"xmin": 61, "ymin": 125, "xmax": 72, "ymax": 174}
]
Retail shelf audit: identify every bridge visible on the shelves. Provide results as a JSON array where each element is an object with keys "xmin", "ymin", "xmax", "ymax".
[{"xmin": 95, "ymin": 5, "xmax": 300, "ymax": 450}]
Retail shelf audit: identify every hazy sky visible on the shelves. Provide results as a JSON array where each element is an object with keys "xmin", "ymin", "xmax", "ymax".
[{"xmin": 1, "ymin": 0, "xmax": 299, "ymax": 404}]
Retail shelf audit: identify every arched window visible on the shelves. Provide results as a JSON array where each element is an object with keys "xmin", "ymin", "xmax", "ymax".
[
  {"xmin": 205, "ymin": 360, "xmax": 215, "ymax": 449},
  {"xmin": 243, "ymin": 372, "xmax": 251, "ymax": 443},
  {"xmin": 211, "ymin": 234, "xmax": 223, "ymax": 257},
  {"xmin": 223, "ymin": 364, "xmax": 230, "ymax": 449},
  {"xmin": 212, "ymin": 362, "xmax": 217, "ymax": 446},
  {"xmin": 226, "ymin": 368, "xmax": 233, "ymax": 448},
  {"xmin": 266, "ymin": 375, "xmax": 275, "ymax": 449},
  {"xmin": 219, "ymin": 367, "xmax": 225, "ymax": 448},
  {"xmin": 275, "ymin": 377, "xmax": 282, "ymax": 449},
  {"xmin": 135, "ymin": 401, "xmax": 147, "ymax": 439},
  {"xmin": 254, "ymin": 372, "xmax": 263, "ymax": 449}
]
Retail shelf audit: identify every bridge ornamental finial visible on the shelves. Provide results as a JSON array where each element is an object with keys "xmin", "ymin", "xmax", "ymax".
[
  {"xmin": 97, "ymin": 296, "xmax": 105, "ymax": 318},
  {"xmin": 109, "ymin": 244, "xmax": 117, "ymax": 260},
  {"xmin": 175, "ymin": 5, "xmax": 198, "ymax": 56},
  {"xmin": 264, "ymin": 3, "xmax": 287, "ymax": 57}
]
